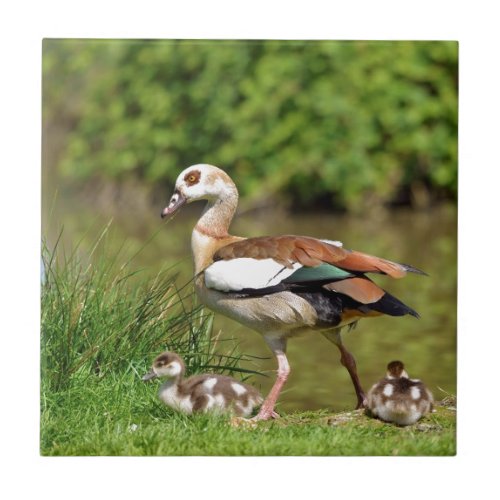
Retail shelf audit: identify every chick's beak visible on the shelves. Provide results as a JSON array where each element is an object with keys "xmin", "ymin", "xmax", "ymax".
[
  {"xmin": 161, "ymin": 190, "xmax": 186, "ymax": 218},
  {"xmin": 142, "ymin": 370, "xmax": 158, "ymax": 382}
]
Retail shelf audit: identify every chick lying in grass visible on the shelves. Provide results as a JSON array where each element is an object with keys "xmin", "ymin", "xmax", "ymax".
[
  {"xmin": 366, "ymin": 360, "xmax": 433, "ymax": 426},
  {"xmin": 142, "ymin": 351, "xmax": 263, "ymax": 417}
]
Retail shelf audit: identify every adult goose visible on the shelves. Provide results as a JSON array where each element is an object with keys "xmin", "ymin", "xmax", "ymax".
[{"xmin": 161, "ymin": 164, "xmax": 424, "ymax": 421}]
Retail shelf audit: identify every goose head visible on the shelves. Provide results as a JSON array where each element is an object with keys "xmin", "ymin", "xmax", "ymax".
[
  {"xmin": 386, "ymin": 360, "xmax": 409, "ymax": 379},
  {"xmin": 161, "ymin": 164, "xmax": 237, "ymax": 218},
  {"xmin": 142, "ymin": 352, "xmax": 186, "ymax": 381}
]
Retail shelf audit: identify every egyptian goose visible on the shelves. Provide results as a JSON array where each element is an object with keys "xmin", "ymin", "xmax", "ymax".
[
  {"xmin": 142, "ymin": 351, "xmax": 263, "ymax": 417},
  {"xmin": 161, "ymin": 164, "xmax": 425, "ymax": 421},
  {"xmin": 366, "ymin": 360, "xmax": 434, "ymax": 425}
]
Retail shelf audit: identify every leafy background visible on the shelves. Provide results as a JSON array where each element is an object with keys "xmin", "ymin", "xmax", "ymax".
[{"xmin": 43, "ymin": 39, "xmax": 457, "ymax": 212}]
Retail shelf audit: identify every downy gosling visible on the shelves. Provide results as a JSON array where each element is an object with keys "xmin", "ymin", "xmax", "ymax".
[
  {"xmin": 366, "ymin": 360, "xmax": 433, "ymax": 426},
  {"xmin": 142, "ymin": 351, "xmax": 262, "ymax": 417}
]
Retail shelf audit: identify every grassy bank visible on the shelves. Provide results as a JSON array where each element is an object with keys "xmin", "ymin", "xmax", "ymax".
[
  {"xmin": 41, "ymin": 230, "xmax": 456, "ymax": 456},
  {"xmin": 40, "ymin": 229, "xmax": 262, "ymax": 452},
  {"xmin": 41, "ymin": 370, "xmax": 456, "ymax": 456}
]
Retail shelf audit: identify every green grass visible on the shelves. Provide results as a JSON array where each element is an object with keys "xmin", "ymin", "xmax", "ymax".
[
  {"xmin": 41, "ymin": 227, "xmax": 260, "ymax": 391},
  {"xmin": 41, "ymin": 228, "xmax": 456, "ymax": 456},
  {"xmin": 41, "ymin": 369, "xmax": 456, "ymax": 456}
]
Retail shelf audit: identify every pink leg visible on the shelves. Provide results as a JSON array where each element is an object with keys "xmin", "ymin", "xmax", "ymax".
[{"xmin": 253, "ymin": 339, "xmax": 290, "ymax": 421}]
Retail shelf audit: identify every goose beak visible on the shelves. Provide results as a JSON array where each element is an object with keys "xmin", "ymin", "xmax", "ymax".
[
  {"xmin": 161, "ymin": 190, "xmax": 186, "ymax": 218},
  {"xmin": 142, "ymin": 370, "xmax": 158, "ymax": 381}
]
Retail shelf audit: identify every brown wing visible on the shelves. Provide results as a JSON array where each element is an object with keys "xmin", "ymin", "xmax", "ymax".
[
  {"xmin": 323, "ymin": 277, "xmax": 385, "ymax": 304},
  {"xmin": 214, "ymin": 235, "xmax": 419, "ymax": 279}
]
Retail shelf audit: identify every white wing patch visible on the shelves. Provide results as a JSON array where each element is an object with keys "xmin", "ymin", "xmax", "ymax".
[
  {"xmin": 411, "ymin": 386, "xmax": 421, "ymax": 400},
  {"xmin": 321, "ymin": 239, "xmax": 343, "ymax": 247},
  {"xmin": 231, "ymin": 382, "xmax": 247, "ymax": 396},
  {"xmin": 204, "ymin": 258, "xmax": 302, "ymax": 292},
  {"xmin": 383, "ymin": 384, "xmax": 394, "ymax": 397},
  {"xmin": 202, "ymin": 378, "xmax": 218, "ymax": 392}
]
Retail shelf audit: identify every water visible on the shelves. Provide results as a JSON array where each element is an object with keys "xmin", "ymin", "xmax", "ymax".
[{"xmin": 43, "ymin": 192, "xmax": 457, "ymax": 412}]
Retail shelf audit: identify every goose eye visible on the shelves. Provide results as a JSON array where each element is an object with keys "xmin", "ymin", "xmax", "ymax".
[{"xmin": 184, "ymin": 169, "xmax": 201, "ymax": 186}]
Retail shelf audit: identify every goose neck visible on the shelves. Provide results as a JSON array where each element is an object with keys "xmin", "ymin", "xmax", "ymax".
[{"xmin": 195, "ymin": 194, "xmax": 237, "ymax": 238}]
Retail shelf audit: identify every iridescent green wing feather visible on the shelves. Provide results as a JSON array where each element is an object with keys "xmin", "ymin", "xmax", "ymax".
[{"xmin": 283, "ymin": 263, "xmax": 354, "ymax": 284}]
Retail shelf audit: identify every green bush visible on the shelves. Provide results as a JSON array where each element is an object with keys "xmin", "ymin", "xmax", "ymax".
[{"xmin": 43, "ymin": 39, "xmax": 457, "ymax": 211}]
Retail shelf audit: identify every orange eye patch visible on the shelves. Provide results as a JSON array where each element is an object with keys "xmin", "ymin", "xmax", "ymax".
[{"xmin": 184, "ymin": 170, "xmax": 201, "ymax": 186}]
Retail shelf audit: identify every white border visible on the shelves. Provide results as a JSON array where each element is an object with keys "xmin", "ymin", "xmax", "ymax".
[{"xmin": 2, "ymin": 1, "xmax": 499, "ymax": 498}]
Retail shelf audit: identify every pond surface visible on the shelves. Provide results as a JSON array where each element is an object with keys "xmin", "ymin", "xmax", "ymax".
[{"xmin": 43, "ymin": 191, "xmax": 457, "ymax": 413}]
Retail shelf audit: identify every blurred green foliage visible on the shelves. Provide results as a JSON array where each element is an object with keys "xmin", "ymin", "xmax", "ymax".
[{"xmin": 43, "ymin": 39, "xmax": 457, "ymax": 211}]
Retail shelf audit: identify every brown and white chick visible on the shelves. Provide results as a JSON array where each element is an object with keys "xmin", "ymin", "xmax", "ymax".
[
  {"xmin": 366, "ymin": 360, "xmax": 433, "ymax": 426},
  {"xmin": 142, "ymin": 351, "xmax": 263, "ymax": 417}
]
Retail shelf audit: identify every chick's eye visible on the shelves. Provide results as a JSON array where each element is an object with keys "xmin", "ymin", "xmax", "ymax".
[{"xmin": 188, "ymin": 175, "xmax": 196, "ymax": 183}]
